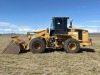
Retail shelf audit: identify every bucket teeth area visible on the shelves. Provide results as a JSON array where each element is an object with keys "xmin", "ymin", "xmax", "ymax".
[{"xmin": 2, "ymin": 41, "xmax": 21, "ymax": 54}]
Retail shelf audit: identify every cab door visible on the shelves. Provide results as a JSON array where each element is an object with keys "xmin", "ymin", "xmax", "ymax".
[{"xmin": 55, "ymin": 18, "xmax": 67, "ymax": 34}]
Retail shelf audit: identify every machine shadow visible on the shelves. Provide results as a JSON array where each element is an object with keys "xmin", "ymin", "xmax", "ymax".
[
  {"xmin": 79, "ymin": 48, "xmax": 95, "ymax": 53},
  {"xmin": 20, "ymin": 48, "xmax": 95, "ymax": 54},
  {"xmin": 44, "ymin": 48, "xmax": 95, "ymax": 53},
  {"xmin": 44, "ymin": 48, "xmax": 64, "ymax": 53}
]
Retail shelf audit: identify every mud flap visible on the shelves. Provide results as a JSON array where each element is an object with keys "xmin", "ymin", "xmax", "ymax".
[{"xmin": 2, "ymin": 41, "xmax": 21, "ymax": 54}]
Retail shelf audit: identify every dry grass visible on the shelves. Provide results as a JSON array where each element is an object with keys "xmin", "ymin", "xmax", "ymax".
[{"xmin": 0, "ymin": 34, "xmax": 100, "ymax": 75}]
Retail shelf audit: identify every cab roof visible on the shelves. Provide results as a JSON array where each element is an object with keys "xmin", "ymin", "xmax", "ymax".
[{"xmin": 52, "ymin": 17, "xmax": 69, "ymax": 19}]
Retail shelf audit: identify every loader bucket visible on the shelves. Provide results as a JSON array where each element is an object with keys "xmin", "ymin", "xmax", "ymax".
[{"xmin": 2, "ymin": 41, "xmax": 21, "ymax": 54}]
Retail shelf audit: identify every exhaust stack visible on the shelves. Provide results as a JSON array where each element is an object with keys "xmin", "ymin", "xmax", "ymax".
[{"xmin": 69, "ymin": 19, "xmax": 73, "ymax": 28}]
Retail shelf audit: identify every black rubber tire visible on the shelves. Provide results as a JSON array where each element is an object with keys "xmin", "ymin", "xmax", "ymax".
[
  {"xmin": 64, "ymin": 38, "xmax": 80, "ymax": 53},
  {"xmin": 29, "ymin": 38, "xmax": 46, "ymax": 53}
]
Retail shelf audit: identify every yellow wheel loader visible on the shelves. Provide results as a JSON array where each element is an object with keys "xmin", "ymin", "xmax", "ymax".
[{"xmin": 2, "ymin": 17, "xmax": 92, "ymax": 54}]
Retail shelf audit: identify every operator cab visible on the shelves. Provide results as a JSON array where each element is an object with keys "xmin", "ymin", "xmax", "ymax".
[{"xmin": 50, "ymin": 17, "xmax": 69, "ymax": 36}]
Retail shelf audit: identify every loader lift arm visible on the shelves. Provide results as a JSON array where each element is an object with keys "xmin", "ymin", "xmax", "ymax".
[{"xmin": 2, "ymin": 29, "xmax": 50, "ymax": 54}]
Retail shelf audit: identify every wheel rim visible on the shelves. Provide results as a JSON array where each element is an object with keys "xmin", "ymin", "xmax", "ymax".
[
  {"xmin": 34, "ymin": 42, "xmax": 42, "ymax": 50},
  {"xmin": 68, "ymin": 42, "xmax": 76, "ymax": 50}
]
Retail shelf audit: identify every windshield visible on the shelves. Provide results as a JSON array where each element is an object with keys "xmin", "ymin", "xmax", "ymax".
[{"xmin": 50, "ymin": 21, "xmax": 55, "ymax": 30}]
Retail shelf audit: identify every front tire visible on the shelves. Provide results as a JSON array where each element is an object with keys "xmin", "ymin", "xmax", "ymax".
[
  {"xmin": 29, "ymin": 38, "xmax": 46, "ymax": 53},
  {"xmin": 64, "ymin": 38, "xmax": 80, "ymax": 53}
]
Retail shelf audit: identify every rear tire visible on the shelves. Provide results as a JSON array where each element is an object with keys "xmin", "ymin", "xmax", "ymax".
[
  {"xmin": 29, "ymin": 38, "xmax": 46, "ymax": 53},
  {"xmin": 64, "ymin": 38, "xmax": 80, "ymax": 53}
]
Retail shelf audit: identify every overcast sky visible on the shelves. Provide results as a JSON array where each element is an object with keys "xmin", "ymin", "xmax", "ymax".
[{"xmin": 0, "ymin": 0, "xmax": 100, "ymax": 34}]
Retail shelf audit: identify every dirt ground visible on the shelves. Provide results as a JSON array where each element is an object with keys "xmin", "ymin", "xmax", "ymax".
[{"xmin": 0, "ymin": 34, "xmax": 100, "ymax": 75}]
